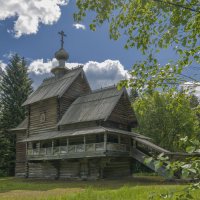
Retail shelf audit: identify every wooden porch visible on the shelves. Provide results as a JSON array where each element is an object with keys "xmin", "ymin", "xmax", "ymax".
[{"xmin": 26, "ymin": 133, "xmax": 131, "ymax": 161}]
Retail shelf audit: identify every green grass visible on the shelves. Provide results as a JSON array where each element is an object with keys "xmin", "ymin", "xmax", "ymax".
[{"xmin": 0, "ymin": 176, "xmax": 199, "ymax": 200}]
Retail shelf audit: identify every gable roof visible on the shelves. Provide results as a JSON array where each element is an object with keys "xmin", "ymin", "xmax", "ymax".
[
  {"xmin": 22, "ymin": 66, "xmax": 83, "ymax": 106},
  {"xmin": 58, "ymin": 86, "xmax": 127, "ymax": 126}
]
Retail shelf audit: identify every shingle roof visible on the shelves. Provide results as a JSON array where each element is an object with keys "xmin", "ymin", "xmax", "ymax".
[
  {"xmin": 22, "ymin": 66, "xmax": 83, "ymax": 106},
  {"xmin": 10, "ymin": 117, "xmax": 28, "ymax": 131},
  {"xmin": 21, "ymin": 126, "xmax": 149, "ymax": 142},
  {"xmin": 58, "ymin": 86, "xmax": 124, "ymax": 125}
]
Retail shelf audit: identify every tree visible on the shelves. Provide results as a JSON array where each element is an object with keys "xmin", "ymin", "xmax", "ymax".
[
  {"xmin": 0, "ymin": 54, "xmax": 32, "ymax": 176},
  {"xmin": 146, "ymin": 137, "xmax": 200, "ymax": 200},
  {"xmin": 74, "ymin": 0, "xmax": 199, "ymax": 92},
  {"xmin": 133, "ymin": 91, "xmax": 199, "ymax": 151},
  {"xmin": 74, "ymin": 1, "xmax": 200, "ymax": 198},
  {"xmin": 129, "ymin": 88, "xmax": 139, "ymax": 103},
  {"xmin": 190, "ymin": 94, "xmax": 199, "ymax": 108}
]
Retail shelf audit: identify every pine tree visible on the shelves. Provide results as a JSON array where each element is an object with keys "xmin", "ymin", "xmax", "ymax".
[{"xmin": 0, "ymin": 54, "xmax": 32, "ymax": 176}]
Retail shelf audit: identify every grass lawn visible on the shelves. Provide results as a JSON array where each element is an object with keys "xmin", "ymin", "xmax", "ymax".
[{"xmin": 0, "ymin": 176, "xmax": 199, "ymax": 200}]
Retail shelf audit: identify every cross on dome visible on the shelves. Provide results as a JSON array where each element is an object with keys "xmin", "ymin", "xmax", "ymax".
[{"xmin": 58, "ymin": 30, "xmax": 66, "ymax": 49}]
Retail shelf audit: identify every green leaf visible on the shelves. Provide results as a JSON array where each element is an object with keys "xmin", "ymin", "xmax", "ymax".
[
  {"xmin": 154, "ymin": 160, "xmax": 163, "ymax": 171},
  {"xmin": 186, "ymin": 146, "xmax": 196, "ymax": 154},
  {"xmin": 144, "ymin": 157, "xmax": 153, "ymax": 165}
]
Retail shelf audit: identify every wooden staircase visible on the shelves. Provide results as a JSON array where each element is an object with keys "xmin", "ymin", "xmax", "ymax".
[
  {"xmin": 131, "ymin": 137, "xmax": 200, "ymax": 178},
  {"xmin": 130, "ymin": 137, "xmax": 173, "ymax": 177},
  {"xmin": 130, "ymin": 147, "xmax": 169, "ymax": 177}
]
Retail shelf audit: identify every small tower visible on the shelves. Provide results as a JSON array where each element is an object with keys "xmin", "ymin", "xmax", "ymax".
[{"xmin": 51, "ymin": 31, "xmax": 69, "ymax": 78}]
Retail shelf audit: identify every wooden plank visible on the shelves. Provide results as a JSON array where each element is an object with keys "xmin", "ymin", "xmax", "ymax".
[
  {"xmin": 59, "ymin": 73, "xmax": 91, "ymax": 120},
  {"xmin": 60, "ymin": 161, "xmax": 80, "ymax": 179},
  {"xmin": 29, "ymin": 98, "xmax": 58, "ymax": 135},
  {"xmin": 28, "ymin": 162, "xmax": 57, "ymax": 179},
  {"xmin": 102, "ymin": 157, "xmax": 131, "ymax": 178}
]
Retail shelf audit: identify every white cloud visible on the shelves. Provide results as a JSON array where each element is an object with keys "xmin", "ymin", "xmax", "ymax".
[
  {"xmin": 28, "ymin": 58, "xmax": 80, "ymax": 74},
  {"xmin": 84, "ymin": 60, "xmax": 129, "ymax": 89},
  {"xmin": 0, "ymin": 60, "xmax": 6, "ymax": 71},
  {"xmin": 3, "ymin": 51, "xmax": 16, "ymax": 59},
  {"xmin": 0, "ymin": 60, "xmax": 6, "ymax": 78},
  {"xmin": 181, "ymin": 82, "xmax": 200, "ymax": 100},
  {"xmin": 73, "ymin": 23, "xmax": 86, "ymax": 30},
  {"xmin": 28, "ymin": 59, "xmax": 129, "ymax": 89},
  {"xmin": 28, "ymin": 58, "xmax": 58, "ymax": 74},
  {"xmin": 0, "ymin": 0, "xmax": 69, "ymax": 37}
]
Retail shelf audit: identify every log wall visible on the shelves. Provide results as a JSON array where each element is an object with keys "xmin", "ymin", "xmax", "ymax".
[
  {"xmin": 26, "ymin": 157, "xmax": 132, "ymax": 179},
  {"xmin": 88, "ymin": 159, "xmax": 101, "ymax": 179},
  {"xmin": 103, "ymin": 157, "xmax": 132, "ymax": 178},
  {"xmin": 102, "ymin": 121, "xmax": 129, "ymax": 131},
  {"xmin": 109, "ymin": 93, "xmax": 136, "ymax": 127},
  {"xmin": 15, "ymin": 142, "xmax": 26, "ymax": 177},
  {"xmin": 60, "ymin": 121, "xmax": 97, "ymax": 131},
  {"xmin": 29, "ymin": 98, "xmax": 58, "ymax": 135},
  {"xmin": 59, "ymin": 160, "xmax": 80, "ymax": 179},
  {"xmin": 28, "ymin": 162, "xmax": 57, "ymax": 179},
  {"xmin": 59, "ymin": 73, "xmax": 91, "ymax": 120},
  {"xmin": 15, "ymin": 131, "xmax": 26, "ymax": 177}
]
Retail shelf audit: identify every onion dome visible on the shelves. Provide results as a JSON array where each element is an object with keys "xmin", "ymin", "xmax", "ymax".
[
  {"xmin": 51, "ymin": 31, "xmax": 69, "ymax": 78},
  {"xmin": 55, "ymin": 48, "xmax": 69, "ymax": 61}
]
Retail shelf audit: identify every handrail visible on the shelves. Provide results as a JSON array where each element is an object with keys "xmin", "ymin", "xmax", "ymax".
[
  {"xmin": 133, "ymin": 138, "xmax": 200, "ymax": 158},
  {"xmin": 133, "ymin": 137, "xmax": 170, "ymax": 154},
  {"xmin": 27, "ymin": 142, "xmax": 127, "ymax": 156}
]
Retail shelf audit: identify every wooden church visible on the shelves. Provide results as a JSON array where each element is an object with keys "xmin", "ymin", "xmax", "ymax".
[{"xmin": 11, "ymin": 32, "xmax": 170, "ymax": 179}]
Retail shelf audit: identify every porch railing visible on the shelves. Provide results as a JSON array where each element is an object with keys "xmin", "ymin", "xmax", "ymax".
[{"xmin": 27, "ymin": 142, "xmax": 127, "ymax": 156}]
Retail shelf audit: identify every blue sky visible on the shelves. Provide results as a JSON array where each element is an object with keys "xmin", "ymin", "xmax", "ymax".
[
  {"xmin": 0, "ymin": 0, "xmax": 199, "ymax": 91},
  {"xmin": 0, "ymin": 1, "xmax": 141, "ymax": 66}
]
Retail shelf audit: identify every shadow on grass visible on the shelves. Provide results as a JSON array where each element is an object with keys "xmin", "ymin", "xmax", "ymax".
[{"xmin": 0, "ymin": 176, "xmax": 185, "ymax": 193}]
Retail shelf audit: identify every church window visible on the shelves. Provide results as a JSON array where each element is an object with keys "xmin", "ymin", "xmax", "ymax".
[{"xmin": 40, "ymin": 112, "xmax": 46, "ymax": 123}]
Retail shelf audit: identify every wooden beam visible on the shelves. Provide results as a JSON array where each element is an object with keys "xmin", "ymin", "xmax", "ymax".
[
  {"xmin": 38, "ymin": 141, "xmax": 40, "ymax": 155},
  {"xmin": 52, "ymin": 140, "xmax": 54, "ymax": 154},
  {"xmin": 118, "ymin": 134, "xmax": 121, "ymax": 144},
  {"xmin": 104, "ymin": 133, "xmax": 107, "ymax": 150},
  {"xmin": 66, "ymin": 138, "xmax": 69, "ymax": 153},
  {"xmin": 83, "ymin": 135, "xmax": 86, "ymax": 152},
  {"xmin": 26, "ymin": 142, "xmax": 28, "ymax": 155}
]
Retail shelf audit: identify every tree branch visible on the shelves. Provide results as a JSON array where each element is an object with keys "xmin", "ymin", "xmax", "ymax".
[{"xmin": 153, "ymin": 0, "xmax": 200, "ymax": 13}]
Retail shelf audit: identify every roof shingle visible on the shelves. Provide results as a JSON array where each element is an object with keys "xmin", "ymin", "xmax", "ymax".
[
  {"xmin": 22, "ymin": 66, "xmax": 83, "ymax": 106},
  {"xmin": 58, "ymin": 86, "xmax": 124, "ymax": 125}
]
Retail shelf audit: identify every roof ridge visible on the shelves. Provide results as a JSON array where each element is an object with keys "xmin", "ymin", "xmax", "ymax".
[
  {"xmin": 40, "ymin": 67, "xmax": 82, "ymax": 87},
  {"xmin": 75, "ymin": 85, "xmax": 118, "ymax": 98},
  {"xmin": 70, "ymin": 65, "xmax": 84, "ymax": 70},
  {"xmin": 42, "ymin": 66, "xmax": 83, "ymax": 83},
  {"xmin": 69, "ymin": 85, "xmax": 120, "ymax": 99},
  {"xmin": 92, "ymin": 85, "xmax": 117, "ymax": 93},
  {"xmin": 72, "ymin": 93, "xmax": 122, "ymax": 106}
]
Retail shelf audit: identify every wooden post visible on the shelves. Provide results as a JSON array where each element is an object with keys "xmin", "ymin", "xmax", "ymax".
[
  {"xmin": 38, "ymin": 141, "xmax": 40, "ymax": 155},
  {"xmin": 118, "ymin": 134, "xmax": 121, "ymax": 144},
  {"xmin": 104, "ymin": 133, "xmax": 107, "ymax": 151},
  {"xmin": 26, "ymin": 142, "xmax": 28, "ymax": 155},
  {"xmin": 52, "ymin": 140, "xmax": 54, "ymax": 154},
  {"xmin": 84, "ymin": 135, "xmax": 86, "ymax": 152},
  {"xmin": 30, "ymin": 142, "xmax": 33, "ymax": 155},
  {"xmin": 66, "ymin": 138, "xmax": 69, "ymax": 153},
  {"xmin": 132, "ymin": 139, "xmax": 136, "ymax": 147}
]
